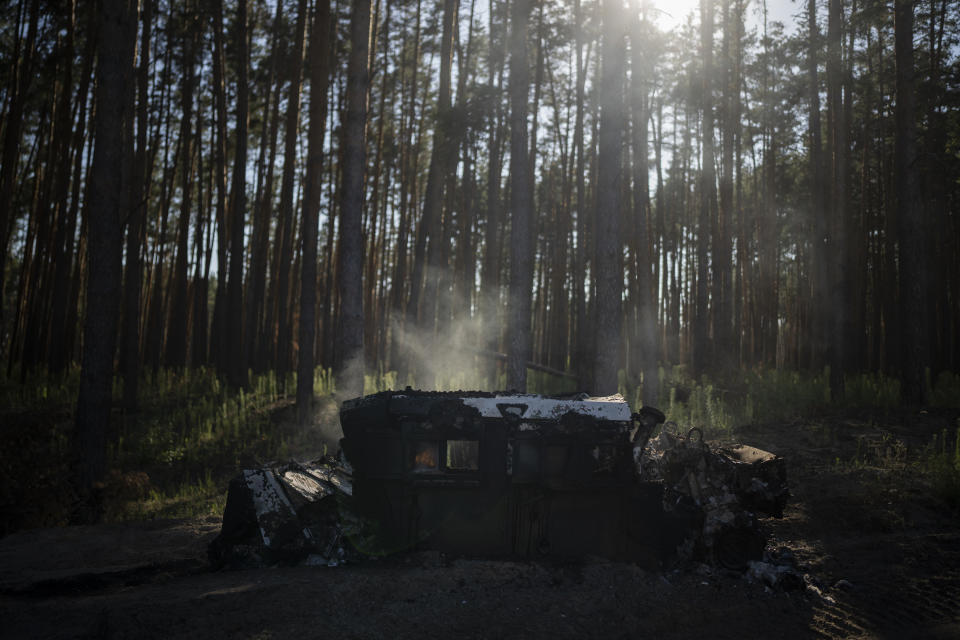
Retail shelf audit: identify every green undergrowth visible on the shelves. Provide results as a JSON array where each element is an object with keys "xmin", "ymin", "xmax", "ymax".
[
  {"xmin": 927, "ymin": 425, "xmax": 960, "ymax": 509},
  {"xmin": 625, "ymin": 366, "xmax": 960, "ymax": 439}
]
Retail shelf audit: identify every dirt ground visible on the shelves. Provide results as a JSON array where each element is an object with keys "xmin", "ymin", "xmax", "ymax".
[{"xmin": 2, "ymin": 409, "xmax": 959, "ymax": 639}]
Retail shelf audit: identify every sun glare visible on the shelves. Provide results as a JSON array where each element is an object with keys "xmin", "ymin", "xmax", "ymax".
[
  {"xmin": 647, "ymin": 0, "xmax": 702, "ymax": 33},
  {"xmin": 645, "ymin": 0, "xmax": 801, "ymax": 35}
]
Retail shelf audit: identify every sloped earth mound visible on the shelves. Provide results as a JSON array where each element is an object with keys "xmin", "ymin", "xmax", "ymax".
[{"xmin": 2, "ymin": 410, "xmax": 958, "ymax": 639}]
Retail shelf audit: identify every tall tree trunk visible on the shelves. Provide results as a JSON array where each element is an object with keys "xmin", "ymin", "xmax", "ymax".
[
  {"xmin": 45, "ymin": 1, "xmax": 84, "ymax": 376},
  {"xmin": 143, "ymin": 64, "xmax": 175, "ymax": 373},
  {"xmin": 694, "ymin": 0, "xmax": 716, "ymax": 376},
  {"xmin": 337, "ymin": 0, "xmax": 372, "ymax": 399},
  {"xmin": 61, "ymin": 52, "xmax": 96, "ymax": 370},
  {"xmin": 479, "ymin": 0, "xmax": 505, "ymax": 388},
  {"xmin": 630, "ymin": 6, "xmax": 658, "ymax": 405},
  {"xmin": 593, "ymin": 0, "xmax": 626, "ymax": 394},
  {"xmin": 506, "ymin": 0, "xmax": 533, "ymax": 392},
  {"xmin": 122, "ymin": 0, "xmax": 152, "ymax": 409},
  {"xmin": 273, "ymin": 0, "xmax": 309, "ymax": 378},
  {"xmin": 226, "ymin": 0, "xmax": 249, "ymax": 388},
  {"xmin": 238, "ymin": 0, "xmax": 283, "ymax": 374},
  {"xmin": 826, "ymin": 0, "xmax": 846, "ymax": 398},
  {"xmin": 894, "ymin": 0, "xmax": 927, "ymax": 404},
  {"xmin": 208, "ymin": 0, "xmax": 230, "ymax": 372},
  {"xmin": 715, "ymin": 0, "xmax": 736, "ymax": 371},
  {"xmin": 298, "ymin": 0, "xmax": 331, "ymax": 424},
  {"xmin": 807, "ymin": 0, "xmax": 827, "ymax": 372},
  {"xmin": 164, "ymin": 15, "xmax": 200, "ymax": 369},
  {"xmin": 190, "ymin": 109, "xmax": 209, "ymax": 368},
  {"xmin": 364, "ymin": 0, "xmax": 393, "ymax": 369},
  {"xmin": 573, "ymin": 0, "xmax": 591, "ymax": 390},
  {"xmin": 74, "ymin": 0, "xmax": 136, "ymax": 518},
  {"xmin": 408, "ymin": 0, "xmax": 458, "ymax": 384}
]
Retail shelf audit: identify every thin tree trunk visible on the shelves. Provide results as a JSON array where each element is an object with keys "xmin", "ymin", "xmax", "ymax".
[
  {"xmin": 122, "ymin": 0, "xmax": 151, "ymax": 408},
  {"xmin": 226, "ymin": 0, "xmax": 249, "ymax": 388},
  {"xmin": 410, "ymin": 0, "xmax": 458, "ymax": 384},
  {"xmin": 165, "ymin": 13, "xmax": 200, "ymax": 369},
  {"xmin": 807, "ymin": 0, "xmax": 827, "ymax": 372},
  {"xmin": 479, "ymin": 0, "xmax": 505, "ymax": 388},
  {"xmin": 630, "ymin": 6, "xmax": 658, "ymax": 405},
  {"xmin": 209, "ymin": 0, "xmax": 235, "ymax": 373},
  {"xmin": 237, "ymin": 0, "xmax": 282, "ymax": 374},
  {"xmin": 190, "ymin": 106, "xmax": 209, "ymax": 368},
  {"xmin": 715, "ymin": 0, "xmax": 735, "ymax": 371},
  {"xmin": 694, "ymin": 0, "xmax": 716, "ymax": 376},
  {"xmin": 46, "ymin": 1, "xmax": 84, "ymax": 376},
  {"xmin": 336, "ymin": 0, "xmax": 372, "ymax": 399},
  {"xmin": 573, "ymin": 0, "xmax": 591, "ymax": 390},
  {"xmin": 273, "ymin": 0, "xmax": 308, "ymax": 378},
  {"xmin": 298, "ymin": 0, "xmax": 332, "ymax": 424},
  {"xmin": 894, "ymin": 0, "xmax": 927, "ymax": 403}
]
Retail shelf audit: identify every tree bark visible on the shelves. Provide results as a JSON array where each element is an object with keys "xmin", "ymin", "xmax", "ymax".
[
  {"xmin": 630, "ymin": 5, "xmax": 659, "ymax": 405},
  {"xmin": 479, "ymin": 0, "xmax": 505, "ymax": 388},
  {"xmin": 121, "ymin": 0, "xmax": 152, "ymax": 409},
  {"xmin": 336, "ymin": 0, "xmax": 372, "ymax": 400},
  {"xmin": 694, "ymin": 0, "xmax": 716, "ymax": 375},
  {"xmin": 894, "ymin": 0, "xmax": 927, "ymax": 404},
  {"xmin": 807, "ymin": 0, "xmax": 827, "ymax": 372},
  {"xmin": 74, "ymin": 0, "xmax": 136, "ymax": 518},
  {"xmin": 506, "ymin": 0, "xmax": 533, "ymax": 392},
  {"xmin": 572, "ymin": 0, "xmax": 591, "ymax": 390},
  {"xmin": 407, "ymin": 0, "xmax": 458, "ymax": 384},
  {"xmin": 45, "ymin": 2, "xmax": 83, "ymax": 376},
  {"xmin": 273, "ymin": 0, "xmax": 309, "ymax": 378},
  {"xmin": 244, "ymin": 0, "xmax": 283, "ymax": 373},
  {"xmin": 209, "ymin": 0, "xmax": 231, "ymax": 372},
  {"xmin": 593, "ymin": 0, "xmax": 626, "ymax": 395},
  {"xmin": 226, "ymin": 0, "xmax": 249, "ymax": 388},
  {"xmin": 715, "ymin": 0, "xmax": 736, "ymax": 371},
  {"xmin": 164, "ymin": 12, "xmax": 200, "ymax": 369},
  {"xmin": 826, "ymin": 0, "xmax": 846, "ymax": 398},
  {"xmin": 298, "ymin": 0, "xmax": 332, "ymax": 424}
]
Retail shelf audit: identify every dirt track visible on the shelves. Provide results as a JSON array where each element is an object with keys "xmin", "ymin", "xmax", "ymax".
[{"xmin": 2, "ymin": 410, "xmax": 959, "ymax": 639}]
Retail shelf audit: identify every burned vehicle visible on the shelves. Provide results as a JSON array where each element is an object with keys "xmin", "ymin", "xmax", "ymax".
[{"xmin": 210, "ymin": 390, "xmax": 788, "ymax": 570}]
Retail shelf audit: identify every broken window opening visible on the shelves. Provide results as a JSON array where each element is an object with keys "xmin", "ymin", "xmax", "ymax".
[
  {"xmin": 412, "ymin": 441, "xmax": 440, "ymax": 473},
  {"xmin": 446, "ymin": 440, "xmax": 480, "ymax": 471}
]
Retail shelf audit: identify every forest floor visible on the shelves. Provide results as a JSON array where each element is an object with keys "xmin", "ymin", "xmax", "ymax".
[{"xmin": 2, "ymin": 408, "xmax": 959, "ymax": 639}]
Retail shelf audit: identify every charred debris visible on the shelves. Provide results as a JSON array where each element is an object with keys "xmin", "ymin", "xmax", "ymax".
[{"xmin": 210, "ymin": 390, "xmax": 789, "ymax": 576}]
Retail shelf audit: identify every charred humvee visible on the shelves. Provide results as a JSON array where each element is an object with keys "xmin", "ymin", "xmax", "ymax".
[
  {"xmin": 339, "ymin": 390, "xmax": 687, "ymax": 563},
  {"xmin": 210, "ymin": 390, "xmax": 788, "ymax": 570}
]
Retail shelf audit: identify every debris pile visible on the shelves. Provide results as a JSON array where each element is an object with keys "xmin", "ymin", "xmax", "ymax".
[
  {"xmin": 210, "ymin": 391, "xmax": 789, "ymax": 571},
  {"xmin": 641, "ymin": 427, "xmax": 789, "ymax": 569},
  {"xmin": 208, "ymin": 457, "xmax": 354, "ymax": 568}
]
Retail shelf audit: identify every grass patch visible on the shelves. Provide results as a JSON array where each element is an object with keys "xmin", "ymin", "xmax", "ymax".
[
  {"xmin": 0, "ymin": 366, "xmax": 341, "ymax": 533},
  {"xmin": 925, "ymin": 425, "xmax": 960, "ymax": 509},
  {"xmin": 930, "ymin": 371, "xmax": 960, "ymax": 408},
  {"xmin": 626, "ymin": 366, "xmax": 955, "ymax": 439}
]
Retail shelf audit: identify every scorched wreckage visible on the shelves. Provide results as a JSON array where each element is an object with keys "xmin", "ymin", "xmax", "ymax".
[{"xmin": 210, "ymin": 390, "xmax": 789, "ymax": 571}]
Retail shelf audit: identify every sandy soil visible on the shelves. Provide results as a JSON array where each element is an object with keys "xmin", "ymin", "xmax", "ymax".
[{"xmin": 2, "ymin": 410, "xmax": 959, "ymax": 639}]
